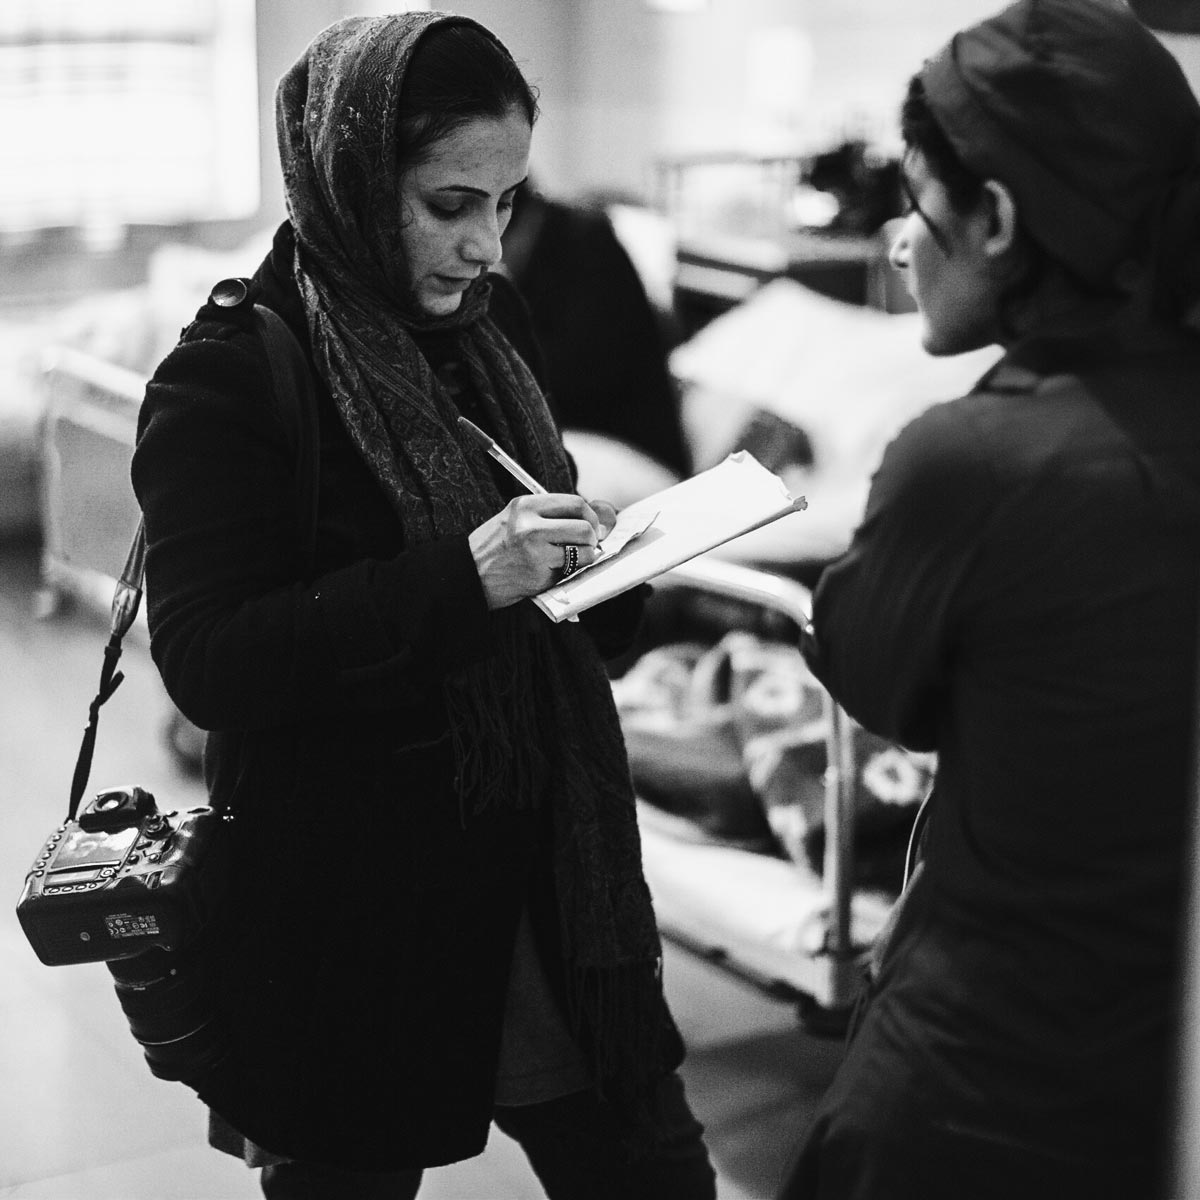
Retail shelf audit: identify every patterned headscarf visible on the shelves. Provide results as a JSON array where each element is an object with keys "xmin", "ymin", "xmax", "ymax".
[
  {"xmin": 274, "ymin": 12, "xmax": 669, "ymax": 1123},
  {"xmin": 276, "ymin": 11, "xmax": 572, "ymax": 536}
]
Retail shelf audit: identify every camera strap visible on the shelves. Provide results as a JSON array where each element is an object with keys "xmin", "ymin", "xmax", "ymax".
[
  {"xmin": 64, "ymin": 301, "xmax": 320, "ymax": 822},
  {"xmin": 65, "ymin": 528, "xmax": 147, "ymax": 821}
]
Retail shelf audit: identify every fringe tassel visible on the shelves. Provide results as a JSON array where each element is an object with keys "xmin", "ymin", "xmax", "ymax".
[{"xmin": 565, "ymin": 960, "xmax": 673, "ymax": 1158}]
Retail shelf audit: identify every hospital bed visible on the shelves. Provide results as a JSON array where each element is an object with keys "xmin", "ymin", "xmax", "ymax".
[
  {"xmin": 37, "ymin": 346, "xmax": 146, "ymax": 627},
  {"xmin": 628, "ymin": 556, "xmax": 896, "ymax": 1031}
]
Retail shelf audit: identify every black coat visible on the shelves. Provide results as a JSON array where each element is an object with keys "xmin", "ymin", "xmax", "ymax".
[
  {"xmin": 131, "ymin": 221, "xmax": 680, "ymax": 1170},
  {"xmin": 792, "ymin": 329, "xmax": 1200, "ymax": 1197},
  {"xmin": 502, "ymin": 192, "xmax": 689, "ymax": 475}
]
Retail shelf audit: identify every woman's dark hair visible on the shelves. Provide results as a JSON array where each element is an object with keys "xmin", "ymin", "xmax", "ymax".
[
  {"xmin": 899, "ymin": 76, "xmax": 984, "ymax": 224},
  {"xmin": 397, "ymin": 23, "xmax": 540, "ymax": 172}
]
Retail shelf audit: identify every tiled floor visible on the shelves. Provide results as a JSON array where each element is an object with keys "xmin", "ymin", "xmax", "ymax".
[{"xmin": 0, "ymin": 537, "xmax": 843, "ymax": 1200}]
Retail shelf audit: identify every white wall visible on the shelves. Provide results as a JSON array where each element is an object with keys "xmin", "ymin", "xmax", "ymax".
[
  {"xmin": 11, "ymin": 0, "xmax": 1193, "ymax": 305},
  {"xmin": 435, "ymin": 0, "xmax": 576, "ymax": 193},
  {"xmin": 453, "ymin": 0, "xmax": 1005, "ymax": 200},
  {"xmin": 448, "ymin": 0, "xmax": 1200, "ymax": 203}
]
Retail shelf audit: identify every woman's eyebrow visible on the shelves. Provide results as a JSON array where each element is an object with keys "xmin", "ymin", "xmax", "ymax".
[{"xmin": 434, "ymin": 176, "xmax": 529, "ymax": 196}]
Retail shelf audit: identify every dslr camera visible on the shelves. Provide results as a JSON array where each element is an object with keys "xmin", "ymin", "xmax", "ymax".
[
  {"xmin": 17, "ymin": 784, "xmax": 225, "ymax": 966},
  {"xmin": 16, "ymin": 785, "xmax": 231, "ymax": 1080}
]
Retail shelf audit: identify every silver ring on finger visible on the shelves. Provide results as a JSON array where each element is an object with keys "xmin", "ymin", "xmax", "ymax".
[{"xmin": 561, "ymin": 544, "xmax": 579, "ymax": 577}]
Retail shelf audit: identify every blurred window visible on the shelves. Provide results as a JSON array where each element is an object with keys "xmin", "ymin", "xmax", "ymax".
[{"xmin": 0, "ymin": 0, "xmax": 259, "ymax": 235}]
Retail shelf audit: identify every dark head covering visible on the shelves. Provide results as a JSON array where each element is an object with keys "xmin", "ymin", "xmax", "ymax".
[
  {"xmin": 274, "ymin": 12, "xmax": 671, "ymax": 1124},
  {"xmin": 920, "ymin": 0, "xmax": 1200, "ymax": 297}
]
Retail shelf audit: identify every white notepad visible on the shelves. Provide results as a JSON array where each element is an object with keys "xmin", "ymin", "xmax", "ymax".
[{"xmin": 532, "ymin": 451, "xmax": 807, "ymax": 623}]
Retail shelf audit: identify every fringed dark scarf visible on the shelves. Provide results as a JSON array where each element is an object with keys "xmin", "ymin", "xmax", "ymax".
[{"xmin": 275, "ymin": 12, "xmax": 666, "ymax": 1124}]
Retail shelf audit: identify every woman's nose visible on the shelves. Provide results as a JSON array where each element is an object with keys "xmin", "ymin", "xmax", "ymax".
[{"xmin": 461, "ymin": 212, "xmax": 504, "ymax": 269}]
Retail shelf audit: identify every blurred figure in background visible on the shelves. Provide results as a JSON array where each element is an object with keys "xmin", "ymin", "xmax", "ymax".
[
  {"xmin": 783, "ymin": 1, "xmax": 1200, "ymax": 1197},
  {"xmin": 501, "ymin": 180, "xmax": 690, "ymax": 480}
]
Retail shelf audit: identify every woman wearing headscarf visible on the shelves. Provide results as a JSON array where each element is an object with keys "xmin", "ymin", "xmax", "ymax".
[
  {"xmin": 131, "ymin": 12, "xmax": 715, "ymax": 1199},
  {"xmin": 781, "ymin": 2, "xmax": 1200, "ymax": 1197}
]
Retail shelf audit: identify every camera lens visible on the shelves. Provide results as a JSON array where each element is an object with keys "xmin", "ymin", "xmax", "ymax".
[{"xmin": 107, "ymin": 944, "xmax": 230, "ymax": 1082}]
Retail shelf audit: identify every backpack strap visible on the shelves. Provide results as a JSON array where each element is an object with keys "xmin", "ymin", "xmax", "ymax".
[
  {"xmin": 64, "ymin": 280, "xmax": 321, "ymax": 820},
  {"xmin": 252, "ymin": 301, "xmax": 320, "ymax": 571},
  {"xmin": 208, "ymin": 276, "xmax": 320, "ymax": 568}
]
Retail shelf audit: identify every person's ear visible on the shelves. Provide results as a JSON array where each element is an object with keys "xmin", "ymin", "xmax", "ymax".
[{"xmin": 980, "ymin": 179, "xmax": 1019, "ymax": 259}]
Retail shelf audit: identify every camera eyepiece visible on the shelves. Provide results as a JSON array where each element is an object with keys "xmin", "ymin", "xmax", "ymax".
[{"xmin": 78, "ymin": 786, "xmax": 157, "ymax": 833}]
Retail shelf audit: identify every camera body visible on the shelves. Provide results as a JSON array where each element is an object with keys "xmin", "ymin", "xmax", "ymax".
[{"xmin": 16, "ymin": 785, "xmax": 228, "ymax": 967}]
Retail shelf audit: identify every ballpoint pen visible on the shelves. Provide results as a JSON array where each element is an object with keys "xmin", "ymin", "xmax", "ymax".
[
  {"xmin": 457, "ymin": 415, "xmax": 586, "ymax": 612},
  {"xmin": 457, "ymin": 415, "xmax": 547, "ymax": 494}
]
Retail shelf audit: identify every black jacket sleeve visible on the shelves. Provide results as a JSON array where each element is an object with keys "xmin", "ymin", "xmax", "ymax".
[
  {"xmin": 801, "ymin": 398, "xmax": 998, "ymax": 750},
  {"xmin": 132, "ymin": 323, "xmax": 494, "ymax": 732}
]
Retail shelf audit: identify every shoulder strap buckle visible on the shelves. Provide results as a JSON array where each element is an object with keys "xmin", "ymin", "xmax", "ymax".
[{"xmin": 209, "ymin": 277, "xmax": 253, "ymax": 309}]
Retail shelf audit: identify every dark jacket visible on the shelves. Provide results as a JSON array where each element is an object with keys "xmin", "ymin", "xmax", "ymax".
[
  {"xmin": 502, "ymin": 192, "xmax": 689, "ymax": 475},
  {"xmin": 793, "ymin": 328, "xmax": 1200, "ymax": 1198},
  {"xmin": 131, "ymin": 221, "xmax": 679, "ymax": 1170}
]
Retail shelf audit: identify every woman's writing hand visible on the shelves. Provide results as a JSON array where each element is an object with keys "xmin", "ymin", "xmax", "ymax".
[
  {"xmin": 469, "ymin": 493, "xmax": 607, "ymax": 610},
  {"xmin": 587, "ymin": 499, "xmax": 617, "ymax": 541}
]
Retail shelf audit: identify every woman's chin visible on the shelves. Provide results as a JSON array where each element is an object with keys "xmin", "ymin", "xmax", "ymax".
[
  {"xmin": 417, "ymin": 289, "xmax": 465, "ymax": 318},
  {"xmin": 919, "ymin": 320, "xmax": 991, "ymax": 359}
]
